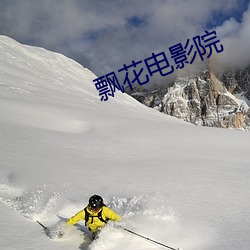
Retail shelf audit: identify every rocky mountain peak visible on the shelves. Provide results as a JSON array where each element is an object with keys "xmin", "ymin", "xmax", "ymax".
[{"xmin": 127, "ymin": 60, "xmax": 250, "ymax": 130}]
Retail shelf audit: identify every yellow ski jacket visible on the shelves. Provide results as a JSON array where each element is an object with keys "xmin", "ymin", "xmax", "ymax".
[{"xmin": 67, "ymin": 206, "xmax": 121, "ymax": 233}]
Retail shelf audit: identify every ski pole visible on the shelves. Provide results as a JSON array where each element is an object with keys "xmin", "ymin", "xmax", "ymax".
[
  {"xmin": 122, "ymin": 227, "xmax": 180, "ymax": 250},
  {"xmin": 37, "ymin": 220, "xmax": 48, "ymax": 231}
]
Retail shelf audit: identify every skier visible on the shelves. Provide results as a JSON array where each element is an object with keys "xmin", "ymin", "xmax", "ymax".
[{"xmin": 66, "ymin": 194, "xmax": 122, "ymax": 239}]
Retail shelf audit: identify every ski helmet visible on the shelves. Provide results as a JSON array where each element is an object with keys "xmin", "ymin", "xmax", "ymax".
[{"xmin": 89, "ymin": 195, "xmax": 104, "ymax": 210}]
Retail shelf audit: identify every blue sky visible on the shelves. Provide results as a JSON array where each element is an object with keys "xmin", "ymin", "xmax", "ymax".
[
  {"xmin": 206, "ymin": 0, "xmax": 249, "ymax": 28},
  {"xmin": 0, "ymin": 0, "xmax": 249, "ymax": 81}
]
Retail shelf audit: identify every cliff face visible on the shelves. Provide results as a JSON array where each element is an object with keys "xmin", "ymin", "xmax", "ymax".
[
  {"xmin": 218, "ymin": 66, "xmax": 250, "ymax": 99},
  {"xmin": 128, "ymin": 66, "xmax": 250, "ymax": 130}
]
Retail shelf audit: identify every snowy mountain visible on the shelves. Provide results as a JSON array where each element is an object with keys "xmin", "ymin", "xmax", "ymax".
[
  {"xmin": 127, "ymin": 59, "xmax": 250, "ymax": 130},
  {"xmin": 0, "ymin": 36, "xmax": 250, "ymax": 250}
]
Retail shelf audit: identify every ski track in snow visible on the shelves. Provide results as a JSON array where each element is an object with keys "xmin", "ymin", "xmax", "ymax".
[{"xmin": 0, "ymin": 180, "xmax": 212, "ymax": 250}]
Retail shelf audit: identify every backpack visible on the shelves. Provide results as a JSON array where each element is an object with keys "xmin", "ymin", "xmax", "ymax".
[{"xmin": 84, "ymin": 206, "xmax": 109, "ymax": 226}]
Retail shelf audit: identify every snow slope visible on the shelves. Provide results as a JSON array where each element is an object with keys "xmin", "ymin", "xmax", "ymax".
[{"xmin": 0, "ymin": 36, "xmax": 250, "ymax": 250}]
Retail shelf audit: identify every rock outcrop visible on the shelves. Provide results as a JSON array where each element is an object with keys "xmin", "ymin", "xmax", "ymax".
[{"xmin": 127, "ymin": 64, "xmax": 250, "ymax": 130}]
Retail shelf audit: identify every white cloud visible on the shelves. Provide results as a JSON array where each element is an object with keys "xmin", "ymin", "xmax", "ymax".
[
  {"xmin": 212, "ymin": 3, "xmax": 250, "ymax": 70},
  {"xmin": 0, "ymin": 0, "xmax": 249, "ymax": 78},
  {"xmin": 215, "ymin": 18, "xmax": 240, "ymax": 38}
]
